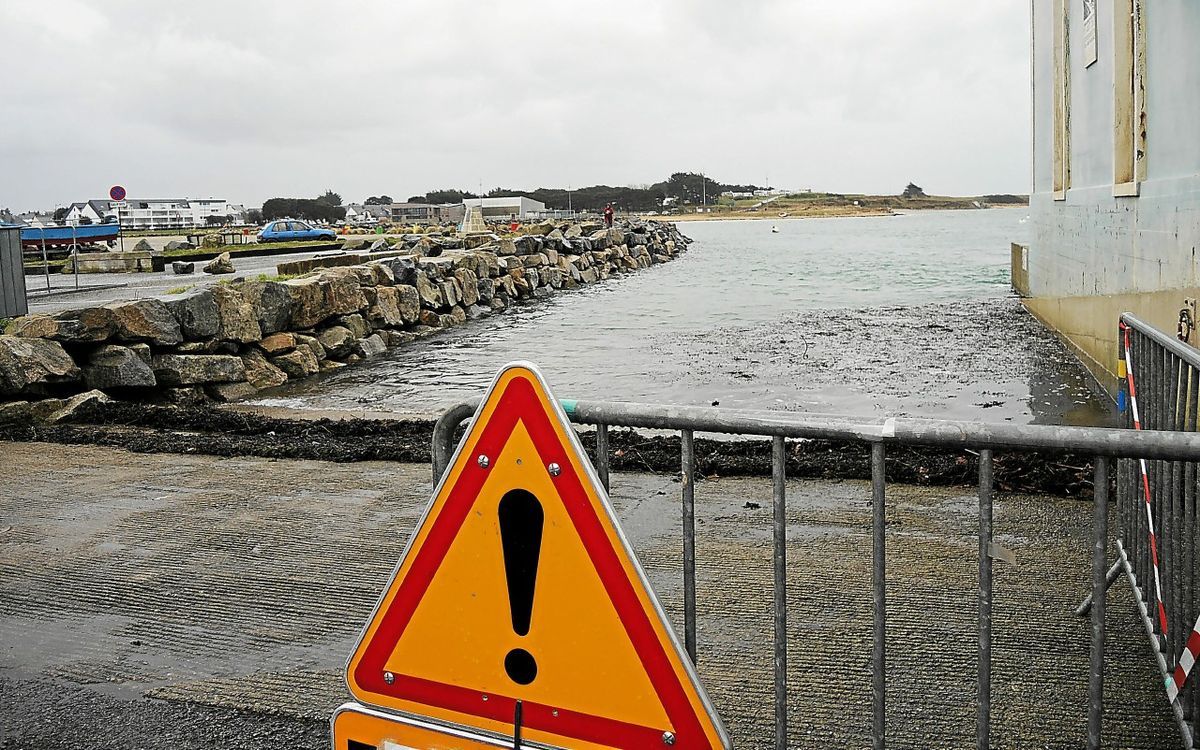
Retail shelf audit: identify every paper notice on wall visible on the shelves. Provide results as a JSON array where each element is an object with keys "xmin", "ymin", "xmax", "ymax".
[{"xmin": 1083, "ymin": 0, "xmax": 1098, "ymax": 67}]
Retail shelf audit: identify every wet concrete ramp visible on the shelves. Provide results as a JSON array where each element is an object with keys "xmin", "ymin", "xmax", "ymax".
[{"xmin": 0, "ymin": 443, "xmax": 1179, "ymax": 748}]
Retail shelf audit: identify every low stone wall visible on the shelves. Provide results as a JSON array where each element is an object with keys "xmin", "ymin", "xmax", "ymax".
[{"xmin": 0, "ymin": 220, "xmax": 690, "ymax": 421}]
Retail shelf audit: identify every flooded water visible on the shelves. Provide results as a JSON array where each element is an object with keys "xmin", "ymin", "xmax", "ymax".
[{"xmin": 257, "ymin": 208, "xmax": 1116, "ymax": 425}]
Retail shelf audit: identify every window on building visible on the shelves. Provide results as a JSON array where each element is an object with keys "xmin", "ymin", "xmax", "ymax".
[
  {"xmin": 1113, "ymin": 0, "xmax": 1146, "ymax": 195},
  {"xmin": 1052, "ymin": 0, "xmax": 1071, "ymax": 199}
]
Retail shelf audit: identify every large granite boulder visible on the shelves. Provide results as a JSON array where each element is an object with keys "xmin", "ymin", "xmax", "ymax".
[
  {"xmin": 241, "ymin": 349, "xmax": 288, "ymax": 390},
  {"xmin": 293, "ymin": 333, "xmax": 326, "ymax": 362},
  {"xmin": 367, "ymin": 286, "xmax": 404, "ymax": 327},
  {"xmin": 453, "ymin": 269, "xmax": 479, "ymax": 306},
  {"xmin": 211, "ymin": 285, "xmax": 262, "ymax": 343},
  {"xmin": 203, "ymin": 251, "xmax": 235, "ymax": 274},
  {"xmin": 317, "ymin": 326, "xmax": 355, "ymax": 358},
  {"xmin": 45, "ymin": 389, "xmax": 111, "ymax": 424},
  {"xmin": 270, "ymin": 347, "xmax": 319, "ymax": 379},
  {"xmin": 205, "ymin": 381, "xmax": 258, "ymax": 403},
  {"xmin": 84, "ymin": 345, "xmax": 156, "ymax": 390},
  {"xmin": 164, "ymin": 289, "xmax": 220, "ymax": 340},
  {"xmin": 0, "ymin": 336, "xmax": 81, "ymax": 396},
  {"xmin": 414, "ymin": 274, "xmax": 443, "ymax": 309},
  {"xmin": 282, "ymin": 274, "xmax": 366, "ymax": 329},
  {"xmin": 354, "ymin": 333, "xmax": 387, "ymax": 358},
  {"xmin": 7, "ymin": 307, "xmax": 117, "ymax": 343},
  {"xmin": 240, "ymin": 280, "xmax": 292, "ymax": 335},
  {"xmin": 151, "ymin": 354, "xmax": 245, "ymax": 386},
  {"xmin": 395, "ymin": 285, "xmax": 420, "ymax": 324},
  {"xmin": 338, "ymin": 313, "xmax": 370, "ymax": 339},
  {"xmin": 257, "ymin": 332, "xmax": 295, "ymax": 355},
  {"xmin": 104, "ymin": 299, "xmax": 183, "ymax": 346}
]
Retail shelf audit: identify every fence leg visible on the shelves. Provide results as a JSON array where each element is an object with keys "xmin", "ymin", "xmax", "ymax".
[
  {"xmin": 681, "ymin": 428, "xmax": 697, "ymax": 664},
  {"xmin": 595, "ymin": 423, "xmax": 610, "ymax": 493},
  {"xmin": 978, "ymin": 449, "xmax": 994, "ymax": 750},
  {"xmin": 871, "ymin": 442, "xmax": 887, "ymax": 750},
  {"xmin": 1088, "ymin": 456, "xmax": 1109, "ymax": 750},
  {"xmin": 772, "ymin": 436, "xmax": 788, "ymax": 750}
]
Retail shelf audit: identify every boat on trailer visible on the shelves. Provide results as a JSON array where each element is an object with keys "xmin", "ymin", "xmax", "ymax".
[{"xmin": 16, "ymin": 223, "xmax": 120, "ymax": 249}]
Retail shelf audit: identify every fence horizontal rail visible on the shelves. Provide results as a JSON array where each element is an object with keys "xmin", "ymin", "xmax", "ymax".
[
  {"xmin": 1124, "ymin": 312, "xmax": 1200, "ymax": 369},
  {"xmin": 433, "ymin": 398, "xmax": 1200, "ymax": 479}
]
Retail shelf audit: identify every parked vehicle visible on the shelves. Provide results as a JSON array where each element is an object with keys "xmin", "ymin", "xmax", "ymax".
[{"xmin": 257, "ymin": 219, "xmax": 337, "ymax": 243}]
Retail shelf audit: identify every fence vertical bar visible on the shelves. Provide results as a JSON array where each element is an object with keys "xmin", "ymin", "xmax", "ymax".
[
  {"xmin": 772, "ymin": 436, "xmax": 788, "ymax": 750},
  {"xmin": 40, "ymin": 234, "xmax": 50, "ymax": 292},
  {"xmin": 1169, "ymin": 354, "xmax": 1183, "ymax": 667},
  {"xmin": 1188, "ymin": 367, "xmax": 1199, "ymax": 740},
  {"xmin": 595, "ymin": 423, "xmax": 610, "ymax": 492},
  {"xmin": 1088, "ymin": 455, "xmax": 1109, "ymax": 750},
  {"xmin": 871, "ymin": 441, "xmax": 887, "ymax": 750},
  {"xmin": 680, "ymin": 428, "xmax": 697, "ymax": 664},
  {"xmin": 978, "ymin": 449, "xmax": 994, "ymax": 750}
]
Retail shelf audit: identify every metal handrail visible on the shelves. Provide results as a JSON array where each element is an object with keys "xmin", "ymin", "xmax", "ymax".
[
  {"xmin": 433, "ymin": 398, "xmax": 1200, "ymax": 479},
  {"xmin": 1124, "ymin": 312, "xmax": 1200, "ymax": 368},
  {"xmin": 432, "ymin": 396, "xmax": 1199, "ymax": 749}
]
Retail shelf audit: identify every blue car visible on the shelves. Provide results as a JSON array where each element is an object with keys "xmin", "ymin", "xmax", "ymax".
[{"xmin": 257, "ymin": 219, "xmax": 337, "ymax": 243}]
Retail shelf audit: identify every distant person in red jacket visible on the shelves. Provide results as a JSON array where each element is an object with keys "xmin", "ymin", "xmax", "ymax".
[{"xmin": 603, "ymin": 203, "xmax": 614, "ymax": 228}]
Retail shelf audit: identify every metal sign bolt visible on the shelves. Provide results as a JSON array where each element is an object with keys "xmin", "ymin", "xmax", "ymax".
[
  {"xmin": 477, "ymin": 454, "xmax": 490, "ymax": 468},
  {"xmin": 661, "ymin": 731, "xmax": 676, "ymax": 745},
  {"xmin": 548, "ymin": 462, "xmax": 561, "ymax": 476},
  {"xmin": 383, "ymin": 671, "xmax": 394, "ymax": 684}
]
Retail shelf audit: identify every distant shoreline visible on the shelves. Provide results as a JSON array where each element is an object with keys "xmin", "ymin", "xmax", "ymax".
[{"xmin": 640, "ymin": 193, "xmax": 1027, "ymax": 223}]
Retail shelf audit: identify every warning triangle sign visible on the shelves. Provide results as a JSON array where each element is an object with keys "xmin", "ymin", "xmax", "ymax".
[{"xmin": 346, "ymin": 363, "xmax": 730, "ymax": 749}]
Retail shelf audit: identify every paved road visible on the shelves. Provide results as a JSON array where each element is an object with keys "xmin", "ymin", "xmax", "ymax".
[
  {"xmin": 20, "ymin": 248, "xmax": 342, "ymax": 314},
  {"xmin": 0, "ymin": 443, "xmax": 1180, "ymax": 749}
]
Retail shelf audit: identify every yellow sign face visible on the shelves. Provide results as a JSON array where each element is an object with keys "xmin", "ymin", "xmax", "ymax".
[
  {"xmin": 345, "ymin": 363, "xmax": 729, "ymax": 749},
  {"xmin": 331, "ymin": 702, "xmax": 517, "ymax": 750}
]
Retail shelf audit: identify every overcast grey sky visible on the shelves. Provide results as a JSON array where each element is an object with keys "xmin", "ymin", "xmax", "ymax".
[{"xmin": 0, "ymin": 1, "xmax": 1030, "ymax": 211}]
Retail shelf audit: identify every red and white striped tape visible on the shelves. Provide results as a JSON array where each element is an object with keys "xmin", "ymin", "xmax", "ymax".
[
  {"xmin": 1166, "ymin": 614, "xmax": 1200, "ymax": 703},
  {"xmin": 1121, "ymin": 324, "xmax": 1170, "ymax": 636}
]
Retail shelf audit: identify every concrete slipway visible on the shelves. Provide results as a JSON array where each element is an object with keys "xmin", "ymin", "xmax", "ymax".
[{"xmin": 0, "ymin": 443, "xmax": 1180, "ymax": 748}]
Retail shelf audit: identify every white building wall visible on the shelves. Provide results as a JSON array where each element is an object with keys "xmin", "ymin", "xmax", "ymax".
[{"xmin": 1028, "ymin": 0, "xmax": 1200, "ymax": 299}]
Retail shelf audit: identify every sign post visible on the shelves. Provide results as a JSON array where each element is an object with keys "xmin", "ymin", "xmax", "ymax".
[
  {"xmin": 340, "ymin": 362, "xmax": 730, "ymax": 749},
  {"xmin": 109, "ymin": 185, "xmax": 126, "ymax": 253}
]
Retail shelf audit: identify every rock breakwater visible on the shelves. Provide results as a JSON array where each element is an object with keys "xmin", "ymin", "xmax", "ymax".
[{"xmin": 0, "ymin": 220, "xmax": 690, "ymax": 420}]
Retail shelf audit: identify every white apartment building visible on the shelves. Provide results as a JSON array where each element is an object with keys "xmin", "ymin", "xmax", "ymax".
[{"xmin": 63, "ymin": 198, "xmax": 247, "ymax": 229}]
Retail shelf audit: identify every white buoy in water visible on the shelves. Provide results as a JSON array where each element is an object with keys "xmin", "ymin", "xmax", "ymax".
[{"xmin": 771, "ymin": 225, "xmax": 780, "ymax": 233}]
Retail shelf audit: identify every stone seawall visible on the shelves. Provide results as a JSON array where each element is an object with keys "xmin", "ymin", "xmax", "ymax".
[{"xmin": 0, "ymin": 220, "xmax": 690, "ymax": 421}]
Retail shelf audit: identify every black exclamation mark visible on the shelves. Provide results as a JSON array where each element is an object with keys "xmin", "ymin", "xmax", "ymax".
[{"xmin": 499, "ymin": 489, "xmax": 543, "ymax": 686}]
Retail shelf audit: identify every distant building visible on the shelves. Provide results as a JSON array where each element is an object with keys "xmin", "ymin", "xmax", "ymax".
[
  {"xmin": 384, "ymin": 202, "xmax": 465, "ymax": 225},
  {"xmin": 61, "ymin": 198, "xmax": 246, "ymax": 230},
  {"xmin": 63, "ymin": 200, "xmax": 115, "ymax": 225},
  {"xmin": 1020, "ymin": 0, "xmax": 1200, "ymax": 377},
  {"xmin": 15, "ymin": 212, "xmax": 56, "ymax": 228},
  {"xmin": 462, "ymin": 196, "xmax": 547, "ymax": 220},
  {"xmin": 345, "ymin": 204, "xmax": 388, "ymax": 226},
  {"xmin": 389, "ymin": 203, "xmax": 439, "ymax": 223}
]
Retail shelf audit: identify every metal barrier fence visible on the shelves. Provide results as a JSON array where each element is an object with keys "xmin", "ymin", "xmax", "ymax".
[
  {"xmin": 1096, "ymin": 312, "xmax": 1199, "ymax": 746},
  {"xmin": 432, "ymin": 398, "xmax": 1200, "ymax": 749},
  {"xmin": 0, "ymin": 227, "xmax": 28, "ymax": 318}
]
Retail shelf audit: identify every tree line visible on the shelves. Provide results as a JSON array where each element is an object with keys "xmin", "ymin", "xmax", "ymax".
[
  {"xmin": 262, "ymin": 190, "xmax": 346, "ymax": 222},
  {"xmin": 406, "ymin": 173, "xmax": 765, "ymax": 212}
]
